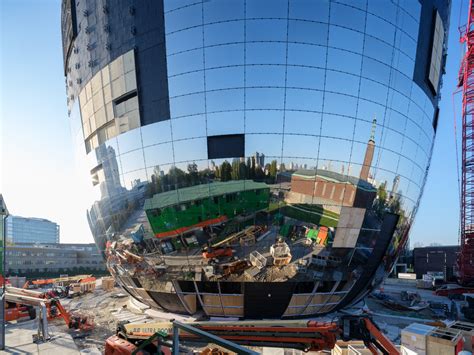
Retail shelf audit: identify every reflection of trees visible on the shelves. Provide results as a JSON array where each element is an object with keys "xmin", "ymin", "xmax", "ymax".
[
  {"xmin": 373, "ymin": 181, "xmax": 406, "ymax": 223},
  {"xmin": 148, "ymin": 158, "xmax": 281, "ymax": 195},
  {"xmin": 149, "ymin": 165, "xmax": 212, "ymax": 195},
  {"xmin": 374, "ymin": 181, "xmax": 388, "ymax": 218}
]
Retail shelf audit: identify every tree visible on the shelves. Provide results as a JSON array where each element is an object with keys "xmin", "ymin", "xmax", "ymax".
[
  {"xmin": 269, "ymin": 160, "xmax": 278, "ymax": 183},
  {"xmin": 389, "ymin": 193, "xmax": 402, "ymax": 214},
  {"xmin": 239, "ymin": 162, "xmax": 247, "ymax": 180},
  {"xmin": 220, "ymin": 161, "xmax": 232, "ymax": 181},
  {"xmin": 377, "ymin": 181, "xmax": 388, "ymax": 201},
  {"xmin": 168, "ymin": 166, "xmax": 186, "ymax": 189},
  {"xmin": 187, "ymin": 162, "xmax": 198, "ymax": 174},
  {"xmin": 374, "ymin": 181, "xmax": 388, "ymax": 218},
  {"xmin": 279, "ymin": 163, "xmax": 286, "ymax": 172},
  {"xmin": 187, "ymin": 162, "xmax": 199, "ymax": 186},
  {"xmin": 250, "ymin": 157, "xmax": 256, "ymax": 179},
  {"xmin": 231, "ymin": 160, "xmax": 240, "ymax": 180}
]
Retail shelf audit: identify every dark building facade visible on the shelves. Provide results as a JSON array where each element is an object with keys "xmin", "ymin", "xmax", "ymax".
[
  {"xmin": 62, "ymin": 0, "xmax": 451, "ymax": 318},
  {"xmin": 413, "ymin": 246, "xmax": 459, "ymax": 280}
]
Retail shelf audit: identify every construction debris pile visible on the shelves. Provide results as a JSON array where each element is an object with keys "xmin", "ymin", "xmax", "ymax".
[{"xmin": 106, "ymin": 219, "xmax": 342, "ymax": 286}]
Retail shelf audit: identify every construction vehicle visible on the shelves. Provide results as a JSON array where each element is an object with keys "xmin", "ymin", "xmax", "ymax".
[
  {"xmin": 5, "ymin": 301, "xmax": 36, "ymax": 322},
  {"xmin": 434, "ymin": 284, "xmax": 474, "ymax": 297},
  {"xmin": 104, "ymin": 315, "xmax": 399, "ymax": 355},
  {"xmin": 5, "ymin": 286, "xmax": 93, "ymax": 331},
  {"xmin": 31, "ymin": 274, "xmax": 94, "ymax": 287},
  {"xmin": 202, "ymin": 246, "xmax": 233, "ymax": 259},
  {"xmin": 458, "ymin": 0, "xmax": 474, "ymax": 286}
]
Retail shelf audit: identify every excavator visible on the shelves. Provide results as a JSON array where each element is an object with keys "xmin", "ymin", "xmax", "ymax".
[{"xmin": 104, "ymin": 315, "xmax": 399, "ymax": 355}]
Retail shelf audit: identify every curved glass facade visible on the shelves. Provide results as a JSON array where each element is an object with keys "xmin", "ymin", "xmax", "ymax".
[{"xmin": 63, "ymin": 0, "xmax": 450, "ymax": 318}]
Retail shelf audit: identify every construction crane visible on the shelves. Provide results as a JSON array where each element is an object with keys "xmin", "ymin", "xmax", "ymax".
[
  {"xmin": 458, "ymin": 0, "xmax": 474, "ymax": 286},
  {"xmin": 104, "ymin": 316, "xmax": 399, "ymax": 355}
]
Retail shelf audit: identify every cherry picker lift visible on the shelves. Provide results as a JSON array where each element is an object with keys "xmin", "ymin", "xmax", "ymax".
[
  {"xmin": 5, "ymin": 286, "xmax": 93, "ymax": 341},
  {"xmin": 105, "ymin": 315, "xmax": 399, "ymax": 355}
]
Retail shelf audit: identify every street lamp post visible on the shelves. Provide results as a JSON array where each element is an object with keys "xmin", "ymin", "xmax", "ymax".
[{"xmin": 0, "ymin": 194, "xmax": 8, "ymax": 351}]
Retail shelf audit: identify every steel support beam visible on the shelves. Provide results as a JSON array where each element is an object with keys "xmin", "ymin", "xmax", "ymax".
[{"xmin": 172, "ymin": 321, "xmax": 258, "ymax": 355}]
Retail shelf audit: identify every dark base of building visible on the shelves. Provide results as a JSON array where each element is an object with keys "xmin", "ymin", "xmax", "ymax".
[{"xmin": 113, "ymin": 276, "xmax": 377, "ymax": 319}]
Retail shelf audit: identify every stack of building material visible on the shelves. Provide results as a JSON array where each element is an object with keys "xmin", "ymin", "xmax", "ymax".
[
  {"xmin": 347, "ymin": 344, "xmax": 372, "ymax": 355},
  {"xmin": 400, "ymin": 345, "xmax": 417, "ymax": 355},
  {"xmin": 426, "ymin": 327, "xmax": 464, "ymax": 355},
  {"xmin": 401, "ymin": 323, "xmax": 436, "ymax": 355},
  {"xmin": 101, "ymin": 277, "xmax": 115, "ymax": 292},
  {"xmin": 448, "ymin": 321, "xmax": 474, "ymax": 352},
  {"xmin": 331, "ymin": 341, "xmax": 367, "ymax": 355}
]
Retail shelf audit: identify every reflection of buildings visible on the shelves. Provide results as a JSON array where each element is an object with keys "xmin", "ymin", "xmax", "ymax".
[
  {"xmin": 360, "ymin": 119, "xmax": 376, "ymax": 181},
  {"xmin": 391, "ymin": 175, "xmax": 400, "ymax": 199},
  {"xmin": 254, "ymin": 152, "xmax": 265, "ymax": 167},
  {"xmin": 145, "ymin": 181, "xmax": 269, "ymax": 238},
  {"xmin": 287, "ymin": 122, "xmax": 378, "ymax": 209},
  {"xmin": 6, "ymin": 216, "xmax": 59, "ymax": 244},
  {"xmin": 153, "ymin": 166, "xmax": 164, "ymax": 178},
  {"xmin": 93, "ymin": 145, "xmax": 125, "ymax": 201},
  {"xmin": 288, "ymin": 170, "xmax": 376, "ymax": 209},
  {"xmin": 88, "ymin": 144, "xmax": 147, "ymax": 251}
]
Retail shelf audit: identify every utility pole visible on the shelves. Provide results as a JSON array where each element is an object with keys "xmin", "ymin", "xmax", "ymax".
[{"xmin": 0, "ymin": 194, "xmax": 8, "ymax": 350}]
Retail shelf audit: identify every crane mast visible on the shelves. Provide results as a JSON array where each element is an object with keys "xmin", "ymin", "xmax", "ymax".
[{"xmin": 459, "ymin": 0, "xmax": 474, "ymax": 285}]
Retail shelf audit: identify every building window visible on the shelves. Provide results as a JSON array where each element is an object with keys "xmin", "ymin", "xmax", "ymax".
[
  {"xmin": 79, "ymin": 50, "xmax": 140, "ymax": 153},
  {"xmin": 428, "ymin": 11, "xmax": 444, "ymax": 93}
]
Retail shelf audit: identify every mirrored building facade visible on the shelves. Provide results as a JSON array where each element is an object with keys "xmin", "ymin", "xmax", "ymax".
[{"xmin": 62, "ymin": 0, "xmax": 450, "ymax": 318}]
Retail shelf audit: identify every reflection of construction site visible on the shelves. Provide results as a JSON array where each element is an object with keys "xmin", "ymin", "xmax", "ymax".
[
  {"xmin": 98, "ymin": 164, "xmax": 391, "ymax": 318},
  {"xmin": 105, "ymin": 195, "xmax": 384, "ymax": 317}
]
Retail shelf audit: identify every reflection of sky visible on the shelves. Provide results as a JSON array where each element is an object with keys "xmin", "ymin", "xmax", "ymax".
[
  {"xmin": 114, "ymin": 1, "xmax": 434, "ymax": 214},
  {"xmin": 1, "ymin": 0, "xmax": 459, "ymax": 247}
]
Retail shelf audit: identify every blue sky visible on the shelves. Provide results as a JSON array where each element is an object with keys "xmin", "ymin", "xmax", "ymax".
[{"xmin": 0, "ymin": 0, "xmax": 465, "ymax": 246}]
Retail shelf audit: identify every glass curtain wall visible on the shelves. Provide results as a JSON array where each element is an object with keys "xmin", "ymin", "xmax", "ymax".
[{"xmin": 66, "ymin": 0, "xmax": 446, "ymax": 318}]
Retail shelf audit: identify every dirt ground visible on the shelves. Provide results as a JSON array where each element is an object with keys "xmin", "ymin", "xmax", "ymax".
[{"xmin": 51, "ymin": 288, "xmax": 129, "ymax": 352}]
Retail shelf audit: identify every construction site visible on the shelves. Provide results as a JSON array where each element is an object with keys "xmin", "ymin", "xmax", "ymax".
[
  {"xmin": 3, "ymin": 274, "xmax": 474, "ymax": 354},
  {"xmin": 4, "ymin": 0, "xmax": 474, "ymax": 354}
]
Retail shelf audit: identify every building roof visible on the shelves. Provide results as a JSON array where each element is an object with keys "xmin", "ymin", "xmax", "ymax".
[
  {"xmin": 9, "ymin": 215, "xmax": 58, "ymax": 224},
  {"xmin": 292, "ymin": 169, "xmax": 376, "ymax": 192},
  {"xmin": 144, "ymin": 180, "xmax": 269, "ymax": 210}
]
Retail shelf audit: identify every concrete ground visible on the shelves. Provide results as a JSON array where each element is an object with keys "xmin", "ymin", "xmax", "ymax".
[{"xmin": 1, "ymin": 319, "xmax": 80, "ymax": 354}]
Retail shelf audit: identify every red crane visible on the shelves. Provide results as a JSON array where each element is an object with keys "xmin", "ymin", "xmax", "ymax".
[{"xmin": 458, "ymin": 0, "xmax": 474, "ymax": 286}]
